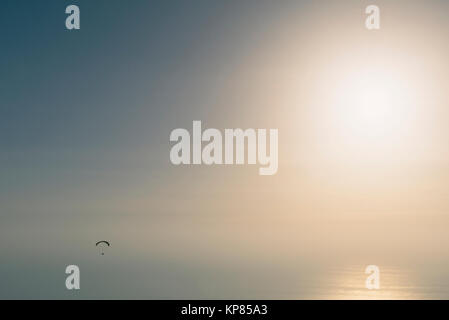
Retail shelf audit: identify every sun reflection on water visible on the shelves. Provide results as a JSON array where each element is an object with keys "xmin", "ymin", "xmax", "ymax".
[{"xmin": 318, "ymin": 266, "xmax": 423, "ymax": 300}]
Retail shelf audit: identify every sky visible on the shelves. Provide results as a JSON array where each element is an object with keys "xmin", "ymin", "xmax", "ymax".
[{"xmin": 1, "ymin": 0, "xmax": 449, "ymax": 299}]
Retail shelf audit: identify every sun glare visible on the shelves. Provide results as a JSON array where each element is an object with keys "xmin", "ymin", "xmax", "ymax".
[{"xmin": 331, "ymin": 67, "xmax": 414, "ymax": 144}]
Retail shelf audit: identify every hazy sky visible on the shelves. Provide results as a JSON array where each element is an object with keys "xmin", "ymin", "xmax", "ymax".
[{"xmin": 1, "ymin": 0, "xmax": 449, "ymax": 299}]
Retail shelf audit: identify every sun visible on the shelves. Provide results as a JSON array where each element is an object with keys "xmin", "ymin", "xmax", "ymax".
[{"xmin": 329, "ymin": 66, "xmax": 415, "ymax": 148}]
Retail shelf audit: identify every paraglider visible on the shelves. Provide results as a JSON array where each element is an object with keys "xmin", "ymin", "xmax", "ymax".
[{"xmin": 95, "ymin": 241, "xmax": 110, "ymax": 255}]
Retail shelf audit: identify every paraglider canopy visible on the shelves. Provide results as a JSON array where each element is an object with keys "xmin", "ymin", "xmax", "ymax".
[{"xmin": 95, "ymin": 241, "xmax": 110, "ymax": 247}]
